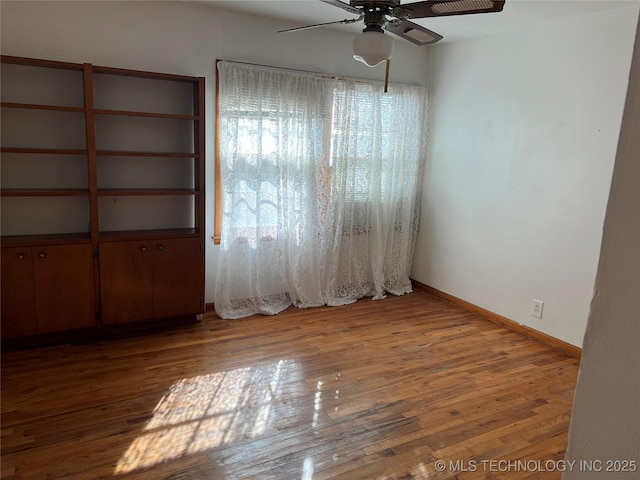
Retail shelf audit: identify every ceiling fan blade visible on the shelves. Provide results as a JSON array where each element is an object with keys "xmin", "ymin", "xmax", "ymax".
[
  {"xmin": 401, "ymin": 0, "xmax": 505, "ymax": 18},
  {"xmin": 278, "ymin": 18, "xmax": 360, "ymax": 33},
  {"xmin": 320, "ymin": 0, "xmax": 362, "ymax": 15},
  {"xmin": 385, "ymin": 19, "xmax": 443, "ymax": 46}
]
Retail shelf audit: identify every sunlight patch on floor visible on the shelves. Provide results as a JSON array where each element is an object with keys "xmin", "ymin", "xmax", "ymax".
[
  {"xmin": 312, "ymin": 380, "xmax": 323, "ymax": 429},
  {"xmin": 114, "ymin": 359, "xmax": 292, "ymax": 475},
  {"xmin": 302, "ymin": 456, "xmax": 314, "ymax": 480},
  {"xmin": 375, "ymin": 462, "xmax": 431, "ymax": 480}
]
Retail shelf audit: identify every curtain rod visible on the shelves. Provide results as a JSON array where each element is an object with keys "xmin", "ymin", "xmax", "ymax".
[{"xmin": 216, "ymin": 59, "xmax": 421, "ymax": 88}]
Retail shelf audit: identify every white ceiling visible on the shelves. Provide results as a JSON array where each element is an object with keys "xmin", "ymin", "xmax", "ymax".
[{"xmin": 199, "ymin": 0, "xmax": 636, "ymax": 44}]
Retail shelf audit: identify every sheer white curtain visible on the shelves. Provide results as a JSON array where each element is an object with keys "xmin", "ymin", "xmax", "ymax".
[
  {"xmin": 322, "ymin": 80, "xmax": 427, "ymax": 305},
  {"xmin": 215, "ymin": 62, "xmax": 329, "ymax": 318},
  {"xmin": 215, "ymin": 61, "xmax": 428, "ymax": 319}
]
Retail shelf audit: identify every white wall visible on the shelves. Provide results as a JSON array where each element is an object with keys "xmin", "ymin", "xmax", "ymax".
[
  {"xmin": 564, "ymin": 13, "xmax": 640, "ymax": 478},
  {"xmin": 412, "ymin": 6, "xmax": 639, "ymax": 346},
  {"xmin": 0, "ymin": 0, "xmax": 429, "ymax": 302}
]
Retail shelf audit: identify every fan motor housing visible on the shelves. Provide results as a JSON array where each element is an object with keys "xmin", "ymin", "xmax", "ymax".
[
  {"xmin": 352, "ymin": 0, "xmax": 400, "ymax": 30},
  {"xmin": 351, "ymin": 0, "xmax": 412, "ymax": 29},
  {"xmin": 350, "ymin": 0, "xmax": 400, "ymax": 9}
]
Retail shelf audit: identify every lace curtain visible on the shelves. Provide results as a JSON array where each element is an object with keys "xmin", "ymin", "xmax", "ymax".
[{"xmin": 215, "ymin": 61, "xmax": 428, "ymax": 319}]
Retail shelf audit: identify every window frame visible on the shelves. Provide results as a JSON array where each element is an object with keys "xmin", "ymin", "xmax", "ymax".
[
  {"xmin": 213, "ymin": 60, "xmax": 423, "ymax": 245},
  {"xmin": 213, "ymin": 60, "xmax": 222, "ymax": 244}
]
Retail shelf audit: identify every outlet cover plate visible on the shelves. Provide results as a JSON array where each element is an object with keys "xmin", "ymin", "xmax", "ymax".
[{"xmin": 532, "ymin": 299, "xmax": 544, "ymax": 319}]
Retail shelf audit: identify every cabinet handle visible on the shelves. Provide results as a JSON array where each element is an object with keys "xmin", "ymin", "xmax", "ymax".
[
  {"xmin": 157, "ymin": 245, "xmax": 164, "ymax": 251},
  {"xmin": 18, "ymin": 253, "xmax": 26, "ymax": 260},
  {"xmin": 38, "ymin": 252, "xmax": 46, "ymax": 259},
  {"xmin": 140, "ymin": 246, "xmax": 148, "ymax": 252}
]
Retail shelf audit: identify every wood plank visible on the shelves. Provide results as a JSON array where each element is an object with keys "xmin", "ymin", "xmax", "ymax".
[
  {"xmin": 1, "ymin": 290, "xmax": 580, "ymax": 479},
  {"xmin": 91, "ymin": 65, "xmax": 199, "ymax": 82},
  {"xmin": 84, "ymin": 63, "xmax": 102, "ymax": 328},
  {"xmin": 195, "ymin": 77, "xmax": 205, "ymax": 261},
  {"xmin": 0, "ymin": 147, "xmax": 87, "ymax": 155},
  {"xmin": 94, "ymin": 108, "xmax": 198, "ymax": 120},
  {"xmin": 95, "ymin": 150, "xmax": 198, "ymax": 158},
  {"xmin": 99, "ymin": 228, "xmax": 198, "ymax": 242},
  {"xmin": 0, "ymin": 189, "xmax": 89, "ymax": 197},
  {"xmin": 0, "ymin": 233, "xmax": 91, "ymax": 247},
  {"xmin": 1, "ymin": 55, "xmax": 83, "ymax": 71},
  {"xmin": 97, "ymin": 189, "xmax": 199, "ymax": 196},
  {"xmin": 213, "ymin": 60, "xmax": 222, "ymax": 245},
  {"xmin": 0, "ymin": 102, "xmax": 85, "ymax": 113}
]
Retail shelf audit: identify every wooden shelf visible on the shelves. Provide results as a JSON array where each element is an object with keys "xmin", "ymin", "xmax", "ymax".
[
  {"xmin": 1, "ymin": 102, "xmax": 85, "ymax": 113},
  {"xmin": 0, "ymin": 55, "xmax": 82, "ymax": 71},
  {"xmin": 94, "ymin": 108, "xmax": 198, "ymax": 121},
  {"xmin": 1, "ymin": 232, "xmax": 91, "ymax": 246},
  {"xmin": 99, "ymin": 228, "xmax": 199, "ymax": 242},
  {"xmin": 1, "ymin": 189, "xmax": 90, "ymax": 197},
  {"xmin": 92, "ymin": 65, "xmax": 199, "ymax": 82},
  {"xmin": 97, "ymin": 189, "xmax": 199, "ymax": 196},
  {"xmin": 1, "ymin": 147, "xmax": 87, "ymax": 155},
  {"xmin": 95, "ymin": 150, "xmax": 198, "ymax": 158}
]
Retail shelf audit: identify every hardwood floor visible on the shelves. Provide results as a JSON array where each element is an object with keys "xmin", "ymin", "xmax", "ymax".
[{"xmin": 1, "ymin": 290, "xmax": 580, "ymax": 479}]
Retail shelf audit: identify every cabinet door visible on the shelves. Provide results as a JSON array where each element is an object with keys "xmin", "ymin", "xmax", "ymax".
[
  {"xmin": 99, "ymin": 241, "xmax": 153, "ymax": 324},
  {"xmin": 1, "ymin": 247, "xmax": 37, "ymax": 337},
  {"xmin": 33, "ymin": 244, "xmax": 95, "ymax": 333},
  {"xmin": 152, "ymin": 238, "xmax": 203, "ymax": 318}
]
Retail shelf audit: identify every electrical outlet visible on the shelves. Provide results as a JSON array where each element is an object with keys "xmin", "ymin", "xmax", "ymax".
[{"xmin": 532, "ymin": 299, "xmax": 544, "ymax": 319}]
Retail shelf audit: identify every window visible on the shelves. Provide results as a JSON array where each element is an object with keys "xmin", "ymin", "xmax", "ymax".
[
  {"xmin": 213, "ymin": 60, "xmax": 428, "ymax": 318},
  {"xmin": 214, "ymin": 61, "xmax": 427, "ymax": 246}
]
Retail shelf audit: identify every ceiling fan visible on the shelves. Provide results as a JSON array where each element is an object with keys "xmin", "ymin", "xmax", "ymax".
[{"xmin": 279, "ymin": 0, "xmax": 506, "ymax": 78}]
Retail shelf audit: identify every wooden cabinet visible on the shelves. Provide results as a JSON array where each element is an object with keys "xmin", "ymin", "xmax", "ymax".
[
  {"xmin": 100, "ymin": 238, "xmax": 203, "ymax": 324},
  {"xmin": 99, "ymin": 241, "xmax": 153, "ymax": 325},
  {"xmin": 1, "ymin": 55, "xmax": 205, "ymax": 343},
  {"xmin": 33, "ymin": 244, "xmax": 95, "ymax": 333},
  {"xmin": 1, "ymin": 244, "xmax": 94, "ymax": 337},
  {"xmin": 1, "ymin": 248, "xmax": 37, "ymax": 337},
  {"xmin": 152, "ymin": 238, "xmax": 204, "ymax": 318}
]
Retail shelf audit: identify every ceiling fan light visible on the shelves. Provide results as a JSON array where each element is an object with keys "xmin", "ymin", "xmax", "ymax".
[{"xmin": 352, "ymin": 31, "xmax": 393, "ymax": 67}]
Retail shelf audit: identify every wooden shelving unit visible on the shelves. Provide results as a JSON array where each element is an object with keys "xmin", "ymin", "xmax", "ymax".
[{"xmin": 1, "ymin": 55, "xmax": 205, "ymax": 343}]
